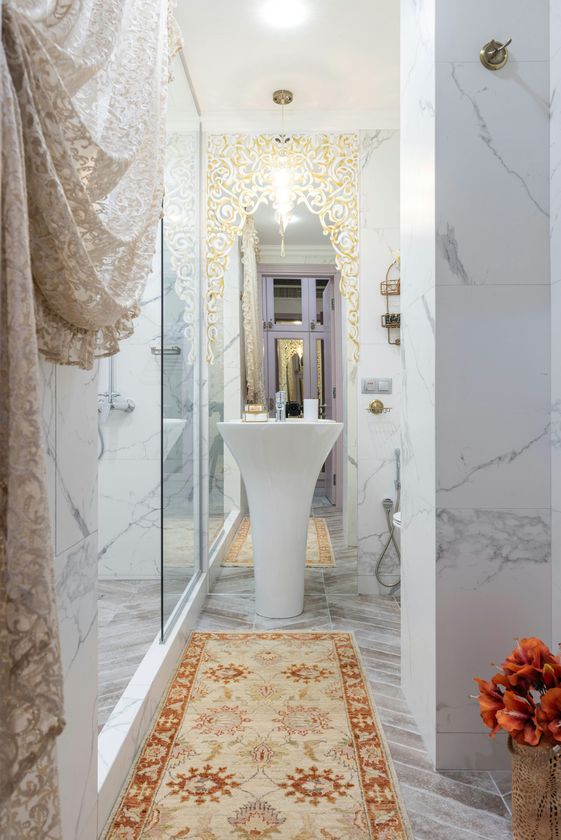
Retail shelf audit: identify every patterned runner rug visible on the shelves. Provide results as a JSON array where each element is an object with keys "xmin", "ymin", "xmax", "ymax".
[
  {"xmin": 223, "ymin": 517, "xmax": 335, "ymax": 568},
  {"xmin": 104, "ymin": 632, "xmax": 412, "ymax": 839}
]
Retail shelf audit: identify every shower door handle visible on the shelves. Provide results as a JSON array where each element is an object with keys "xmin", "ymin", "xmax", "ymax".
[{"xmin": 151, "ymin": 345, "xmax": 181, "ymax": 355}]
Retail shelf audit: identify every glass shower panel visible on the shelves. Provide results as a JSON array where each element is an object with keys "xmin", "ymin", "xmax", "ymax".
[
  {"xmin": 161, "ymin": 60, "xmax": 202, "ymax": 633},
  {"xmin": 208, "ymin": 243, "xmax": 243, "ymax": 549}
]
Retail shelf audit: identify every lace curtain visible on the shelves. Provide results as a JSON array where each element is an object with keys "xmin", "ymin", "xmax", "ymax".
[
  {"xmin": 240, "ymin": 217, "xmax": 266, "ymax": 405},
  {"xmin": 0, "ymin": 1, "xmax": 175, "ymax": 836}
]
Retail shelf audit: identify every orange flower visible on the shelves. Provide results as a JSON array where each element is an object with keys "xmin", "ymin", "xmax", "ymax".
[
  {"xmin": 501, "ymin": 638, "xmax": 559, "ymax": 688},
  {"xmin": 495, "ymin": 691, "xmax": 542, "ymax": 746},
  {"xmin": 536, "ymin": 687, "xmax": 561, "ymax": 745},
  {"xmin": 474, "ymin": 676, "xmax": 505, "ymax": 734},
  {"xmin": 543, "ymin": 662, "xmax": 561, "ymax": 689}
]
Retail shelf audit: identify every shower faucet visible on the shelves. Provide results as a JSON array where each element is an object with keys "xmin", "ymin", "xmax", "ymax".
[{"xmin": 275, "ymin": 390, "xmax": 287, "ymax": 422}]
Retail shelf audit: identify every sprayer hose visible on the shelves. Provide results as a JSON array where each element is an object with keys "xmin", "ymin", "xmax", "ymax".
[{"xmin": 374, "ymin": 489, "xmax": 401, "ymax": 590}]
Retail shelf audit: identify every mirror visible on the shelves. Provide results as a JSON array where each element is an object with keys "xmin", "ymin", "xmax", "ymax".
[
  {"xmin": 208, "ymin": 197, "xmax": 356, "ymax": 604},
  {"xmin": 276, "ymin": 338, "xmax": 304, "ymax": 403}
]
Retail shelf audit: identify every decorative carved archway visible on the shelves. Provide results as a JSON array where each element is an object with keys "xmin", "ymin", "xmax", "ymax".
[{"xmin": 205, "ymin": 133, "xmax": 360, "ymax": 363}]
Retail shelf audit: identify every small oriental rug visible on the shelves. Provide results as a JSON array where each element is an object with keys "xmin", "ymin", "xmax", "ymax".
[
  {"xmin": 104, "ymin": 632, "xmax": 412, "ymax": 839},
  {"xmin": 223, "ymin": 516, "xmax": 335, "ymax": 568}
]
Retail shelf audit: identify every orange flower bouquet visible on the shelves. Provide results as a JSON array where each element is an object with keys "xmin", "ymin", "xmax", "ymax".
[
  {"xmin": 475, "ymin": 637, "xmax": 561, "ymax": 840},
  {"xmin": 474, "ymin": 637, "xmax": 561, "ymax": 747}
]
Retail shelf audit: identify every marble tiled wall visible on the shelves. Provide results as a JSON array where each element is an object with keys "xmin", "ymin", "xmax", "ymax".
[
  {"xmin": 41, "ymin": 360, "xmax": 98, "ymax": 840},
  {"xmin": 401, "ymin": 0, "xmax": 552, "ymax": 769},
  {"xmin": 400, "ymin": 0, "xmax": 437, "ymax": 760},
  {"xmin": 435, "ymin": 0, "xmax": 551, "ymax": 769},
  {"xmin": 357, "ymin": 129, "xmax": 402, "ymax": 594},
  {"xmin": 98, "ymin": 252, "xmax": 162, "ymax": 580},
  {"xmin": 551, "ymin": 0, "xmax": 561, "ymax": 655}
]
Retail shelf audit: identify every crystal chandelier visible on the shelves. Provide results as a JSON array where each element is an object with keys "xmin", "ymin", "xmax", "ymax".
[{"xmin": 271, "ymin": 89, "xmax": 296, "ymax": 257}]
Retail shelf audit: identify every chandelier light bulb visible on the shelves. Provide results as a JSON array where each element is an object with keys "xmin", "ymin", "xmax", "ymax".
[{"xmin": 272, "ymin": 167, "xmax": 291, "ymax": 188}]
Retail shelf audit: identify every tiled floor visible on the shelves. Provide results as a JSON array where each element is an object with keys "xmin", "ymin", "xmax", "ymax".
[
  {"xmin": 97, "ymin": 574, "xmax": 188, "ymax": 729},
  {"xmin": 196, "ymin": 507, "xmax": 513, "ymax": 839}
]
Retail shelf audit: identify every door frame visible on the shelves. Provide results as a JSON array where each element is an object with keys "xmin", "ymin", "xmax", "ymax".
[{"xmin": 258, "ymin": 264, "xmax": 344, "ymax": 508}]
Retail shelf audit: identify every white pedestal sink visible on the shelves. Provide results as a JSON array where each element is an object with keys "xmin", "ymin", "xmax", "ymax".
[{"xmin": 218, "ymin": 419, "xmax": 343, "ymax": 618}]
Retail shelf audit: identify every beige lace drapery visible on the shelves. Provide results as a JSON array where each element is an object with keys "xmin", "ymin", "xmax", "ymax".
[
  {"xmin": 5, "ymin": 0, "xmax": 175, "ymax": 370},
  {"xmin": 1, "ymin": 0, "xmax": 174, "ymax": 836},
  {"xmin": 240, "ymin": 217, "xmax": 266, "ymax": 404}
]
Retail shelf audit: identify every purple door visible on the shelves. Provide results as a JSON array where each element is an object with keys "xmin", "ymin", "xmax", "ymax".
[{"xmin": 262, "ymin": 274, "xmax": 336, "ymax": 502}]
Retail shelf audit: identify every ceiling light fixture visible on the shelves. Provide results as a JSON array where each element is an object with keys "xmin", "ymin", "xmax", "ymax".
[
  {"xmin": 258, "ymin": 0, "xmax": 309, "ymax": 29},
  {"xmin": 271, "ymin": 89, "xmax": 296, "ymax": 257}
]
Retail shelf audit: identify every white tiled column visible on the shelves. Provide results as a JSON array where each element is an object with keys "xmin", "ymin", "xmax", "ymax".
[
  {"xmin": 41, "ymin": 362, "xmax": 98, "ymax": 839},
  {"xmin": 401, "ymin": 0, "xmax": 552, "ymax": 769},
  {"xmin": 551, "ymin": 0, "xmax": 561, "ymax": 656},
  {"xmin": 357, "ymin": 130, "xmax": 401, "ymax": 595}
]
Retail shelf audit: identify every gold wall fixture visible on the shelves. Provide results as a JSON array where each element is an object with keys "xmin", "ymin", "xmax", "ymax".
[
  {"xmin": 480, "ymin": 38, "xmax": 512, "ymax": 71},
  {"xmin": 367, "ymin": 399, "xmax": 391, "ymax": 415},
  {"xmin": 205, "ymin": 133, "xmax": 360, "ymax": 363},
  {"xmin": 381, "ymin": 255, "xmax": 401, "ymax": 346}
]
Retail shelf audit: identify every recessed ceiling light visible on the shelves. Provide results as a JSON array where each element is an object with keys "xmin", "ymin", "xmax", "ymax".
[{"xmin": 258, "ymin": 0, "xmax": 309, "ymax": 29}]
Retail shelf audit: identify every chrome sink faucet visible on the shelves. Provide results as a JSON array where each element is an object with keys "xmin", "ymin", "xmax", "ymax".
[{"xmin": 275, "ymin": 390, "xmax": 287, "ymax": 422}]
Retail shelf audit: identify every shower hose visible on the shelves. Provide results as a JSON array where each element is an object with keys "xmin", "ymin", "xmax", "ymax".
[{"xmin": 375, "ymin": 489, "xmax": 401, "ymax": 594}]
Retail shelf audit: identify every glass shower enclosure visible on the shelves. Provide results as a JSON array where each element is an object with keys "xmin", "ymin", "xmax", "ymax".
[{"xmin": 97, "ymin": 57, "xmax": 202, "ymax": 732}]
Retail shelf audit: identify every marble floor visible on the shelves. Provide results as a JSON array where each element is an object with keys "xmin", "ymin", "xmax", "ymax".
[
  {"xmin": 197, "ymin": 508, "xmax": 513, "ymax": 840},
  {"xmin": 98, "ymin": 574, "xmax": 189, "ymax": 730},
  {"xmin": 213, "ymin": 503, "xmax": 358, "ymax": 598}
]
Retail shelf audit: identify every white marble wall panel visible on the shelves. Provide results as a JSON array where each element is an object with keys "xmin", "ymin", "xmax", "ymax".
[
  {"xmin": 400, "ymin": 285, "xmax": 436, "ymax": 761},
  {"xmin": 357, "ymin": 130, "xmax": 401, "ymax": 594},
  {"xmin": 433, "ymin": 0, "xmax": 551, "ymax": 765},
  {"xmin": 400, "ymin": 0, "xmax": 437, "ymax": 763},
  {"xmin": 56, "ymin": 533, "xmax": 98, "ymax": 840},
  {"xmin": 98, "ymin": 459, "xmax": 161, "ymax": 579},
  {"xmin": 40, "ymin": 358, "xmax": 99, "ymax": 840},
  {"xmin": 435, "ymin": 508, "xmax": 551, "ymax": 744},
  {"xmin": 435, "ymin": 61, "xmax": 549, "ymax": 289},
  {"xmin": 436, "ymin": 285, "xmax": 550, "ymax": 510},
  {"xmin": 56, "ymin": 366, "xmax": 98, "ymax": 555},
  {"xmin": 551, "ymin": 0, "xmax": 561, "ymax": 654},
  {"xmin": 552, "ymin": 2, "xmax": 561, "ymax": 289},
  {"xmin": 342, "ymin": 305, "xmax": 358, "ymax": 549},
  {"xmin": 402, "ymin": 0, "xmax": 552, "ymax": 770},
  {"xmin": 436, "ymin": 0, "xmax": 549, "ymax": 63}
]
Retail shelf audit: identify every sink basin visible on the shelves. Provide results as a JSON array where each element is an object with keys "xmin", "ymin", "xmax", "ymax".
[{"xmin": 218, "ymin": 419, "xmax": 343, "ymax": 618}]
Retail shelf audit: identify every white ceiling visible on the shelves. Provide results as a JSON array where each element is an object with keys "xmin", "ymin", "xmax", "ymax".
[
  {"xmin": 175, "ymin": 0, "xmax": 399, "ymax": 125},
  {"xmin": 253, "ymin": 201, "xmax": 333, "ymax": 248}
]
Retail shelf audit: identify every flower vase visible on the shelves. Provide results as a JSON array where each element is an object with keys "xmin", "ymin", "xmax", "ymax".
[{"xmin": 509, "ymin": 736, "xmax": 561, "ymax": 839}]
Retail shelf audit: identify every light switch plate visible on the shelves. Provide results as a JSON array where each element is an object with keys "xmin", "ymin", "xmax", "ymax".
[{"xmin": 361, "ymin": 378, "xmax": 393, "ymax": 395}]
